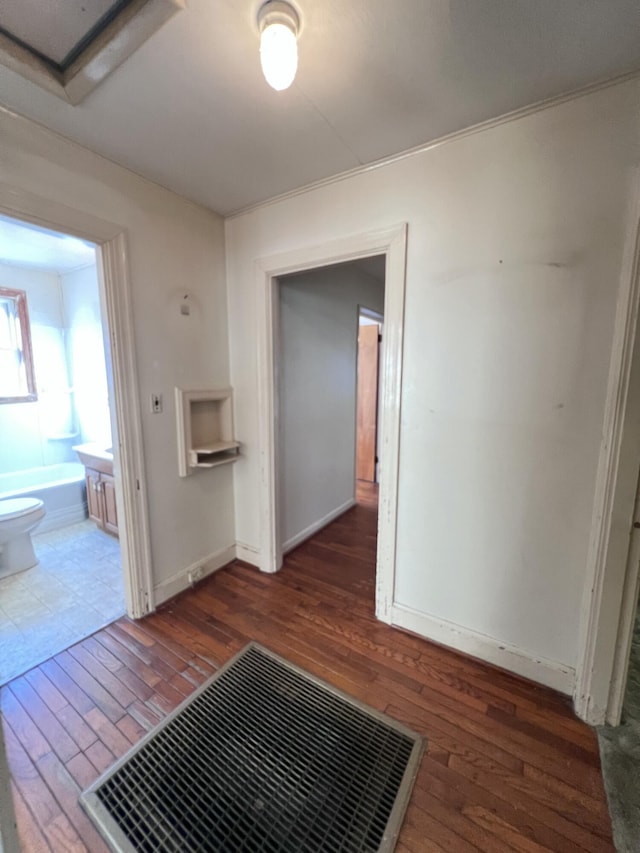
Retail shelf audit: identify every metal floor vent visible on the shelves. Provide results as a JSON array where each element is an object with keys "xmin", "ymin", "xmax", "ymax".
[{"xmin": 81, "ymin": 643, "xmax": 423, "ymax": 852}]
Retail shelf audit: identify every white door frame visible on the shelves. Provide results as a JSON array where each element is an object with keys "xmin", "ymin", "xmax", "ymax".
[
  {"xmin": 574, "ymin": 173, "xmax": 640, "ymax": 725},
  {"xmin": 255, "ymin": 224, "xmax": 407, "ymax": 622},
  {"xmin": 0, "ymin": 183, "xmax": 154, "ymax": 618}
]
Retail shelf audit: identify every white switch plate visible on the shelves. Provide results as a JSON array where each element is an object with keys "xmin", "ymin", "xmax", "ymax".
[{"xmin": 151, "ymin": 393, "xmax": 163, "ymax": 413}]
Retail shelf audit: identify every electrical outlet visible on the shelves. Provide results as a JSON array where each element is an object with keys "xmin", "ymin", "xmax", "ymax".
[
  {"xmin": 188, "ymin": 566, "xmax": 204, "ymax": 585},
  {"xmin": 151, "ymin": 393, "xmax": 163, "ymax": 413}
]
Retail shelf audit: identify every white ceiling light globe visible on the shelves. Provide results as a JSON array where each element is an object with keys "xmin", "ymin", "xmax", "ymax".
[
  {"xmin": 258, "ymin": 2, "xmax": 299, "ymax": 92},
  {"xmin": 260, "ymin": 22, "xmax": 297, "ymax": 91}
]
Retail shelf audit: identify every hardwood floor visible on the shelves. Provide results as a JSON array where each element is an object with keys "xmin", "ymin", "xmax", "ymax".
[{"xmin": 1, "ymin": 483, "xmax": 614, "ymax": 851}]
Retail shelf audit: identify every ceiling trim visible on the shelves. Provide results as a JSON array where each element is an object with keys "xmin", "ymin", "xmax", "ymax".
[
  {"xmin": 0, "ymin": 102, "xmax": 221, "ymax": 222},
  {"xmin": 0, "ymin": 0, "xmax": 185, "ymax": 105},
  {"xmin": 227, "ymin": 67, "xmax": 640, "ymax": 220}
]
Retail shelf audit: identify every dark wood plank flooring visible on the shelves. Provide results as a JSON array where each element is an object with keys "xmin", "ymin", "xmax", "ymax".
[{"xmin": 1, "ymin": 482, "xmax": 614, "ymax": 851}]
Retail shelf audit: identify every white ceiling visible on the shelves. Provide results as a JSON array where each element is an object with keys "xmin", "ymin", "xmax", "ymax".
[
  {"xmin": 0, "ymin": 215, "xmax": 96, "ymax": 272},
  {"xmin": 1, "ymin": 0, "xmax": 639, "ymax": 215}
]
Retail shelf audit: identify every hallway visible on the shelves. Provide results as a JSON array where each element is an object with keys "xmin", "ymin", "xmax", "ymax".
[{"xmin": 1, "ymin": 490, "xmax": 614, "ymax": 851}]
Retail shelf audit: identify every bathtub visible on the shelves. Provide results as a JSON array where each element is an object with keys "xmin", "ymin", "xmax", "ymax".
[{"xmin": 0, "ymin": 463, "xmax": 87, "ymax": 533}]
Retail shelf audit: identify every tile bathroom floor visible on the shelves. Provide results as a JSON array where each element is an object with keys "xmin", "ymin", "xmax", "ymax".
[{"xmin": 0, "ymin": 520, "xmax": 125, "ymax": 685}]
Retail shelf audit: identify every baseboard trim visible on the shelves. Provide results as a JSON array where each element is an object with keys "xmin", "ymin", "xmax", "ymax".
[
  {"xmin": 153, "ymin": 544, "xmax": 236, "ymax": 607},
  {"xmin": 282, "ymin": 498, "xmax": 356, "ymax": 555},
  {"xmin": 391, "ymin": 603, "xmax": 575, "ymax": 695},
  {"xmin": 235, "ymin": 541, "xmax": 261, "ymax": 567},
  {"xmin": 38, "ymin": 503, "xmax": 88, "ymax": 534}
]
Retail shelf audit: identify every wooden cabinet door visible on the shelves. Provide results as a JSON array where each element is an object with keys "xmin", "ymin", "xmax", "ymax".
[
  {"xmin": 356, "ymin": 324, "xmax": 380, "ymax": 482},
  {"xmin": 102, "ymin": 473, "xmax": 119, "ymax": 536},
  {"xmin": 86, "ymin": 470, "xmax": 104, "ymax": 526}
]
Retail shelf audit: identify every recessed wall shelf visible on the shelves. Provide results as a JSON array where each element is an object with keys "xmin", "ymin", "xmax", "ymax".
[{"xmin": 175, "ymin": 387, "xmax": 240, "ymax": 477}]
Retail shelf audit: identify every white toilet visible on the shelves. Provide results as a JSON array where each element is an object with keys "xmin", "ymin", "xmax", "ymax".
[{"xmin": 0, "ymin": 498, "xmax": 46, "ymax": 578}]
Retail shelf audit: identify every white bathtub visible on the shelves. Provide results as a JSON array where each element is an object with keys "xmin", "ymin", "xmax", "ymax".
[{"xmin": 0, "ymin": 462, "xmax": 87, "ymax": 533}]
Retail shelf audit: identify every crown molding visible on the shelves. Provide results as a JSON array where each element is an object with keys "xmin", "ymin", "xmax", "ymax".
[{"xmin": 227, "ymin": 68, "xmax": 640, "ymax": 220}]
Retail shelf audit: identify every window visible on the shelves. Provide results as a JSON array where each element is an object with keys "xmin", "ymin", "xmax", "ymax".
[{"xmin": 0, "ymin": 287, "xmax": 37, "ymax": 403}]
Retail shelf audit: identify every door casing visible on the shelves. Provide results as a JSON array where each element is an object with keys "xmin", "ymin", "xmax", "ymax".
[
  {"xmin": 255, "ymin": 224, "xmax": 407, "ymax": 623},
  {"xmin": 0, "ymin": 182, "xmax": 154, "ymax": 619},
  {"xmin": 574, "ymin": 170, "xmax": 640, "ymax": 724}
]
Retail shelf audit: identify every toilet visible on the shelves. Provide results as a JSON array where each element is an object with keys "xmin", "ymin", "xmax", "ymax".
[{"xmin": 0, "ymin": 498, "xmax": 46, "ymax": 578}]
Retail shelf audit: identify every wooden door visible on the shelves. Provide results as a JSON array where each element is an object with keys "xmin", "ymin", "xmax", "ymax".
[
  {"xmin": 85, "ymin": 470, "xmax": 103, "ymax": 526},
  {"xmin": 356, "ymin": 323, "xmax": 379, "ymax": 482},
  {"xmin": 102, "ymin": 473, "xmax": 119, "ymax": 536}
]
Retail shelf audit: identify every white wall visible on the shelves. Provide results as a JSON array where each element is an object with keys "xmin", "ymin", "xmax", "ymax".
[
  {"xmin": 61, "ymin": 264, "xmax": 111, "ymax": 448},
  {"xmin": 226, "ymin": 78, "xmax": 640, "ymax": 688},
  {"xmin": 279, "ymin": 263, "xmax": 384, "ymax": 548},
  {"xmin": 0, "ymin": 106, "xmax": 233, "ymax": 595},
  {"xmin": 0, "ymin": 263, "xmax": 74, "ymax": 474}
]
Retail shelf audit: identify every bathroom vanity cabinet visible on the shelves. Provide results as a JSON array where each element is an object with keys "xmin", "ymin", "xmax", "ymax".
[
  {"xmin": 73, "ymin": 444, "xmax": 119, "ymax": 537},
  {"xmin": 86, "ymin": 467, "xmax": 118, "ymax": 536}
]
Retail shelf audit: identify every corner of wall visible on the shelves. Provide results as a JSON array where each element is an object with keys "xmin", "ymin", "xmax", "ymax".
[
  {"xmin": 152, "ymin": 544, "xmax": 236, "ymax": 607},
  {"xmin": 391, "ymin": 603, "xmax": 576, "ymax": 696}
]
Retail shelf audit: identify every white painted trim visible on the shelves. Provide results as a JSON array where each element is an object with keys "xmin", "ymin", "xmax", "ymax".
[
  {"xmin": 0, "ymin": 185, "xmax": 120, "ymax": 244},
  {"xmin": 283, "ymin": 498, "xmax": 356, "ymax": 554},
  {"xmin": 256, "ymin": 225, "xmax": 407, "ymax": 625},
  {"xmin": 376, "ymin": 230, "xmax": 407, "ymax": 624},
  {"xmin": 0, "ymin": 105, "xmax": 219, "ymax": 224},
  {"xmin": 153, "ymin": 544, "xmax": 236, "ymax": 606},
  {"xmin": 99, "ymin": 234, "xmax": 154, "ymax": 618},
  {"xmin": 0, "ymin": 0, "xmax": 184, "ymax": 105},
  {"xmin": 574, "ymin": 171, "xmax": 640, "ymax": 725},
  {"xmin": 235, "ymin": 541, "xmax": 261, "ymax": 567},
  {"xmin": 0, "ymin": 183, "xmax": 154, "ymax": 621},
  {"xmin": 392, "ymin": 603, "xmax": 575, "ymax": 696},
  {"xmin": 256, "ymin": 257, "xmax": 280, "ymax": 574},
  {"xmin": 228, "ymin": 71, "xmax": 640, "ymax": 219}
]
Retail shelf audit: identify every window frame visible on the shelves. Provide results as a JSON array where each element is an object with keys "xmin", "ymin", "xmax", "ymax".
[{"xmin": 0, "ymin": 285, "xmax": 37, "ymax": 404}]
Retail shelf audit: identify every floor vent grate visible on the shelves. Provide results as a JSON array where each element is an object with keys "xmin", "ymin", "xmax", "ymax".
[{"xmin": 81, "ymin": 642, "xmax": 423, "ymax": 852}]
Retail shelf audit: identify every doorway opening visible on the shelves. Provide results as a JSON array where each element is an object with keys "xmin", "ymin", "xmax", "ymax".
[
  {"xmin": 357, "ymin": 305, "xmax": 384, "ymax": 488},
  {"xmin": 276, "ymin": 259, "xmax": 386, "ymax": 563},
  {"xmin": 255, "ymin": 224, "xmax": 407, "ymax": 623},
  {"xmin": 0, "ymin": 213, "xmax": 126, "ymax": 683}
]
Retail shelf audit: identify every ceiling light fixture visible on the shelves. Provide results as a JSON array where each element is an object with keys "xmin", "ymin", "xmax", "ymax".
[{"xmin": 257, "ymin": 1, "xmax": 299, "ymax": 91}]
